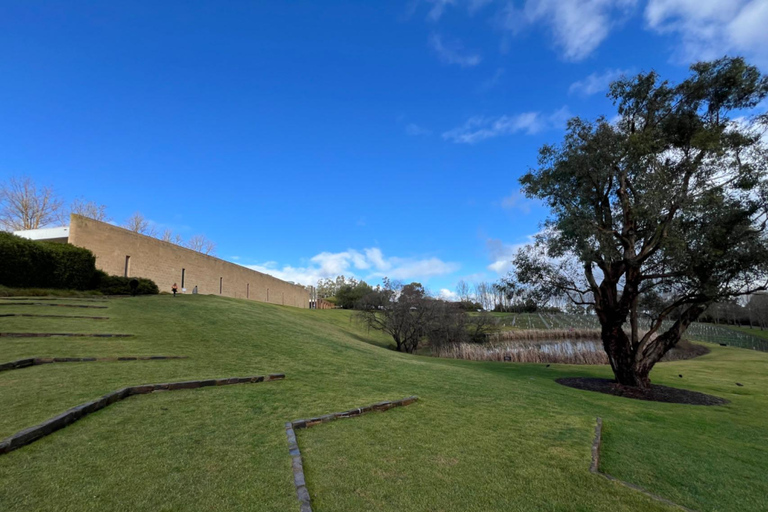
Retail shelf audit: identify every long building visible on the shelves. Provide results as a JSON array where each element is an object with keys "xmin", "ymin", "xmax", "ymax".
[{"xmin": 14, "ymin": 214, "xmax": 309, "ymax": 308}]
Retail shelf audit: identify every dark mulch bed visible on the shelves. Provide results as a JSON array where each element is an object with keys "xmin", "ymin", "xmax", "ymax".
[{"xmin": 556, "ymin": 377, "xmax": 729, "ymax": 406}]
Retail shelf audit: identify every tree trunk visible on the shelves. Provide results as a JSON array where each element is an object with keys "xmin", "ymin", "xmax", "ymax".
[{"xmin": 601, "ymin": 322, "xmax": 652, "ymax": 389}]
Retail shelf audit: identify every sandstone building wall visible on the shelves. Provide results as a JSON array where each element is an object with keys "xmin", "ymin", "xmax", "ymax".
[{"xmin": 68, "ymin": 215, "xmax": 309, "ymax": 308}]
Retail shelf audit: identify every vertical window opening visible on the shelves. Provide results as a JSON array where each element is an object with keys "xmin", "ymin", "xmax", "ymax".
[
  {"xmin": 124, "ymin": 256, "xmax": 130, "ymax": 277},
  {"xmin": 181, "ymin": 268, "xmax": 185, "ymax": 288},
  {"xmin": 247, "ymin": 283, "xmax": 250, "ymax": 299},
  {"xmin": 219, "ymin": 277, "xmax": 223, "ymax": 294},
  {"xmin": 267, "ymin": 288, "xmax": 269, "ymax": 301}
]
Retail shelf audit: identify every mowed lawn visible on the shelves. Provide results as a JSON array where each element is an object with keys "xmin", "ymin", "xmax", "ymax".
[{"xmin": 1, "ymin": 296, "xmax": 767, "ymax": 512}]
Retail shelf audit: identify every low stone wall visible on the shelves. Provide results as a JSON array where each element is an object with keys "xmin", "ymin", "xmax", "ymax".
[
  {"xmin": 0, "ymin": 332, "xmax": 132, "ymax": 338},
  {"xmin": 590, "ymin": 417, "xmax": 696, "ymax": 512},
  {"xmin": 285, "ymin": 396, "xmax": 419, "ymax": 512},
  {"xmin": 0, "ymin": 314, "xmax": 109, "ymax": 319},
  {"xmin": 0, "ymin": 373, "xmax": 285, "ymax": 456},
  {"xmin": 0, "ymin": 356, "xmax": 188, "ymax": 373},
  {"xmin": 0, "ymin": 303, "xmax": 108, "ymax": 309}
]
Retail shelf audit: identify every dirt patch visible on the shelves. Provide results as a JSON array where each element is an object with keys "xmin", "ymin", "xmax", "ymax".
[{"xmin": 556, "ymin": 377, "xmax": 729, "ymax": 406}]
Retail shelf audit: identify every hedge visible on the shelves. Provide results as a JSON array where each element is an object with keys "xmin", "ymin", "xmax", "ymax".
[
  {"xmin": 0, "ymin": 232, "xmax": 159, "ymax": 294},
  {"xmin": 93, "ymin": 271, "xmax": 158, "ymax": 295},
  {"xmin": 0, "ymin": 232, "xmax": 96, "ymax": 290}
]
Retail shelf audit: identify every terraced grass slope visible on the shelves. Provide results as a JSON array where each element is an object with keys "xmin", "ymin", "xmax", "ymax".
[{"xmin": 1, "ymin": 295, "xmax": 767, "ymax": 512}]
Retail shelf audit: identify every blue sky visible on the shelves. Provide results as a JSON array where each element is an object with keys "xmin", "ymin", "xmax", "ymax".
[{"xmin": 2, "ymin": 1, "xmax": 767, "ymax": 297}]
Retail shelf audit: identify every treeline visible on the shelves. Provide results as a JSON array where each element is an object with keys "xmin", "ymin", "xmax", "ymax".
[{"xmin": 699, "ymin": 295, "xmax": 768, "ymax": 329}]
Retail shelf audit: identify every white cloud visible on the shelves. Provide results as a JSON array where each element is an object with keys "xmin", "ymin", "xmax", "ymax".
[
  {"xmin": 423, "ymin": 0, "xmax": 493, "ymax": 20},
  {"xmin": 497, "ymin": 0, "xmax": 637, "ymax": 62},
  {"xmin": 245, "ymin": 247, "xmax": 459, "ymax": 286},
  {"xmin": 569, "ymin": 68, "xmax": 631, "ymax": 96},
  {"xmin": 501, "ymin": 189, "xmax": 536, "ymax": 214},
  {"xmin": 644, "ymin": 0, "xmax": 768, "ymax": 66},
  {"xmin": 429, "ymin": 33, "xmax": 482, "ymax": 67},
  {"xmin": 442, "ymin": 106, "xmax": 571, "ymax": 144},
  {"xmin": 438, "ymin": 288, "xmax": 460, "ymax": 301},
  {"xmin": 405, "ymin": 123, "xmax": 432, "ymax": 136},
  {"xmin": 426, "ymin": 0, "xmax": 457, "ymax": 21},
  {"xmin": 486, "ymin": 235, "xmax": 536, "ymax": 274}
]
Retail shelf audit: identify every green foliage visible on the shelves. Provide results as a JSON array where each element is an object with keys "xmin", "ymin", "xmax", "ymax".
[
  {"xmin": 334, "ymin": 280, "xmax": 373, "ymax": 309},
  {"xmin": 92, "ymin": 270, "xmax": 159, "ymax": 295},
  {"xmin": 514, "ymin": 57, "xmax": 768, "ymax": 387},
  {"xmin": 0, "ymin": 232, "xmax": 96, "ymax": 289}
]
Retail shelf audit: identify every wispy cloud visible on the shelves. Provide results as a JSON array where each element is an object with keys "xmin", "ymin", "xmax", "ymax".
[
  {"xmin": 429, "ymin": 33, "xmax": 482, "ymax": 67},
  {"xmin": 645, "ymin": 0, "xmax": 768, "ymax": 67},
  {"xmin": 421, "ymin": 0, "xmax": 493, "ymax": 21},
  {"xmin": 501, "ymin": 189, "xmax": 537, "ymax": 214},
  {"xmin": 426, "ymin": 0, "xmax": 457, "ymax": 21},
  {"xmin": 569, "ymin": 68, "xmax": 631, "ymax": 96},
  {"xmin": 405, "ymin": 123, "xmax": 432, "ymax": 136},
  {"xmin": 246, "ymin": 247, "xmax": 459, "ymax": 286},
  {"xmin": 477, "ymin": 67, "xmax": 505, "ymax": 93},
  {"xmin": 495, "ymin": 0, "xmax": 637, "ymax": 62},
  {"xmin": 486, "ymin": 236, "xmax": 535, "ymax": 274},
  {"xmin": 442, "ymin": 106, "xmax": 571, "ymax": 144}
]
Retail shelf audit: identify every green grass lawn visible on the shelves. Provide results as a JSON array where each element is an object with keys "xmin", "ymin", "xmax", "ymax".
[{"xmin": 1, "ymin": 295, "xmax": 767, "ymax": 511}]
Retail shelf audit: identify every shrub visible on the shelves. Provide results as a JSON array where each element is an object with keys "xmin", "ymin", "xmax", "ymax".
[
  {"xmin": 92, "ymin": 270, "xmax": 159, "ymax": 295},
  {"xmin": 0, "ymin": 232, "xmax": 96, "ymax": 289}
]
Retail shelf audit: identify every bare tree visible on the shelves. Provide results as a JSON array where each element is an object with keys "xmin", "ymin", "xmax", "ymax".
[
  {"xmin": 70, "ymin": 198, "xmax": 110, "ymax": 222},
  {"xmin": 186, "ymin": 234, "xmax": 216, "ymax": 255},
  {"xmin": 124, "ymin": 212, "xmax": 150, "ymax": 234},
  {"xmin": 455, "ymin": 280, "xmax": 470, "ymax": 302},
  {"xmin": 161, "ymin": 229, "xmax": 184, "ymax": 245},
  {"xmin": 0, "ymin": 176, "xmax": 64, "ymax": 231}
]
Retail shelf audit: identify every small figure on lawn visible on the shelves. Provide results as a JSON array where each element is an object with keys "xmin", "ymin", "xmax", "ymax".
[
  {"xmin": 172, "ymin": 283, "xmax": 178, "ymax": 297},
  {"xmin": 129, "ymin": 279, "xmax": 139, "ymax": 297}
]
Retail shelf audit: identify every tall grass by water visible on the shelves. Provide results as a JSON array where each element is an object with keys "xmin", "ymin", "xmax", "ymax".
[{"xmin": 433, "ymin": 338, "xmax": 708, "ymax": 365}]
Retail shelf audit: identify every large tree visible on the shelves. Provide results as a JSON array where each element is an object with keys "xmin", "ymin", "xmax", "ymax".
[{"xmin": 513, "ymin": 57, "xmax": 768, "ymax": 389}]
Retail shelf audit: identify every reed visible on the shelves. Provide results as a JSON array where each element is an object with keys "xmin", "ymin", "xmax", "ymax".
[
  {"xmin": 487, "ymin": 329, "xmax": 600, "ymax": 343},
  {"xmin": 432, "ymin": 338, "xmax": 708, "ymax": 365}
]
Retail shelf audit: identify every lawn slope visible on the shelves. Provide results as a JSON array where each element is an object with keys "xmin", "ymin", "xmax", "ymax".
[{"xmin": 1, "ymin": 295, "xmax": 766, "ymax": 511}]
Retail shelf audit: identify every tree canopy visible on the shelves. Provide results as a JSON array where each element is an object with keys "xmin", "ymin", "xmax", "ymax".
[{"xmin": 512, "ymin": 57, "xmax": 768, "ymax": 388}]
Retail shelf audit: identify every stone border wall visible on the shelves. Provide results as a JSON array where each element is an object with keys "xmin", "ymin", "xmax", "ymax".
[
  {"xmin": 0, "ymin": 356, "xmax": 188, "ymax": 372},
  {"xmin": 0, "ymin": 314, "xmax": 109, "ymax": 319},
  {"xmin": 0, "ymin": 373, "xmax": 285, "ymax": 456},
  {"xmin": 0, "ymin": 332, "xmax": 132, "ymax": 338},
  {"xmin": 0, "ymin": 303, "xmax": 108, "ymax": 309},
  {"xmin": 0, "ymin": 298, "xmax": 107, "ymax": 302},
  {"xmin": 590, "ymin": 417, "xmax": 696, "ymax": 512},
  {"xmin": 285, "ymin": 396, "xmax": 419, "ymax": 512}
]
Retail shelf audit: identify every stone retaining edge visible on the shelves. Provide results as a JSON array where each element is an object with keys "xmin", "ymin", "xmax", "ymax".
[
  {"xmin": 0, "ymin": 314, "xmax": 110, "ymax": 319},
  {"xmin": 591, "ymin": 417, "xmax": 697, "ymax": 512},
  {"xmin": 285, "ymin": 396, "xmax": 419, "ymax": 512},
  {"xmin": 0, "ymin": 373, "xmax": 285, "ymax": 456},
  {"xmin": 0, "ymin": 356, "xmax": 189, "ymax": 373},
  {"xmin": 0, "ymin": 303, "xmax": 108, "ymax": 309},
  {"xmin": 0, "ymin": 333, "xmax": 133, "ymax": 338}
]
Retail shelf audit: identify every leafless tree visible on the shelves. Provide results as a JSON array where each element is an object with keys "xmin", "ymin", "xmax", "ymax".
[
  {"xmin": 70, "ymin": 198, "xmax": 110, "ymax": 222},
  {"xmin": 455, "ymin": 279, "xmax": 470, "ymax": 302},
  {"xmin": 186, "ymin": 234, "xmax": 216, "ymax": 255},
  {"xmin": 161, "ymin": 229, "xmax": 184, "ymax": 245},
  {"xmin": 0, "ymin": 176, "xmax": 65, "ymax": 231},
  {"xmin": 124, "ymin": 212, "xmax": 151, "ymax": 234}
]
